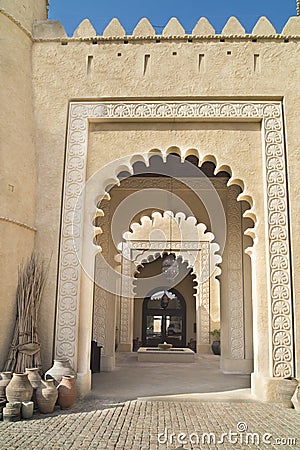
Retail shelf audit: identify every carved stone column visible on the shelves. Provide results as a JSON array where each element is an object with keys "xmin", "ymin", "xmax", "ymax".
[
  {"xmin": 118, "ymin": 245, "xmax": 134, "ymax": 351},
  {"xmin": 196, "ymin": 243, "xmax": 211, "ymax": 353},
  {"xmin": 93, "ymin": 255, "xmax": 108, "ymax": 347},
  {"xmin": 221, "ymin": 185, "xmax": 251, "ymax": 373},
  {"xmin": 93, "ymin": 202, "xmax": 116, "ymax": 371}
]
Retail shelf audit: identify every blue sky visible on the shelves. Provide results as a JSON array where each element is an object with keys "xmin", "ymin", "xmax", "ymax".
[{"xmin": 48, "ymin": 0, "xmax": 296, "ymax": 36}]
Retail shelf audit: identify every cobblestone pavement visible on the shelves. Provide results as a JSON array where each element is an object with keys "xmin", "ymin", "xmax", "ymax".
[{"xmin": 0, "ymin": 398, "xmax": 300, "ymax": 450}]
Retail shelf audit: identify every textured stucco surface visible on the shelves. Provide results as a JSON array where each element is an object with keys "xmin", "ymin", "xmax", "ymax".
[
  {"xmin": 0, "ymin": 0, "xmax": 47, "ymax": 32},
  {"xmin": 31, "ymin": 33, "xmax": 300, "ymax": 386},
  {"xmin": 0, "ymin": 13, "xmax": 36, "ymax": 369},
  {"xmin": 1, "ymin": 1, "xmax": 300, "ymax": 399}
]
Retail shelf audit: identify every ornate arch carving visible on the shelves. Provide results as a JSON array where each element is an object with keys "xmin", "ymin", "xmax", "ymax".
[{"xmin": 55, "ymin": 100, "xmax": 294, "ymax": 379}]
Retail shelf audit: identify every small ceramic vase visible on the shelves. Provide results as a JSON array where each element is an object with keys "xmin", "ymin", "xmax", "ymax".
[
  {"xmin": 57, "ymin": 375, "xmax": 77, "ymax": 410},
  {"xmin": 26, "ymin": 368, "xmax": 42, "ymax": 408},
  {"xmin": 36, "ymin": 379, "xmax": 58, "ymax": 414}
]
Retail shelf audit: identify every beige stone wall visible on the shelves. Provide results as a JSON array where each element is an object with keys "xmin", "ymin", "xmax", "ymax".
[
  {"xmin": 0, "ymin": 13, "xmax": 294, "ymax": 381},
  {"xmin": 0, "ymin": 0, "xmax": 48, "ymax": 32},
  {"xmin": 0, "ymin": 12, "xmax": 37, "ymax": 369}
]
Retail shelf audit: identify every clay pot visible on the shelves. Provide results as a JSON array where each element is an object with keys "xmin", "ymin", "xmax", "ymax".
[
  {"xmin": 26, "ymin": 368, "xmax": 42, "ymax": 409},
  {"xmin": 45, "ymin": 359, "xmax": 76, "ymax": 386},
  {"xmin": 57, "ymin": 375, "xmax": 77, "ymax": 410},
  {"xmin": 25, "ymin": 368, "xmax": 42, "ymax": 389},
  {"xmin": 0, "ymin": 372, "xmax": 12, "ymax": 398},
  {"xmin": 291, "ymin": 383, "xmax": 300, "ymax": 412},
  {"xmin": 36, "ymin": 379, "xmax": 58, "ymax": 414},
  {"xmin": 6, "ymin": 373, "xmax": 33, "ymax": 403},
  {"xmin": 278, "ymin": 377, "xmax": 299, "ymax": 408},
  {"xmin": 212, "ymin": 340, "xmax": 221, "ymax": 355}
]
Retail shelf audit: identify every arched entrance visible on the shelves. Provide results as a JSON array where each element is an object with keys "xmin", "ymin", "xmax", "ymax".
[
  {"xmin": 142, "ymin": 287, "xmax": 186, "ymax": 347},
  {"xmin": 116, "ymin": 211, "xmax": 222, "ymax": 357},
  {"xmin": 54, "ymin": 100, "xmax": 295, "ymax": 401}
]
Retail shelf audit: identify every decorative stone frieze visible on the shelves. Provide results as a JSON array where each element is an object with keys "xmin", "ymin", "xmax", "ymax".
[{"xmin": 199, "ymin": 242, "xmax": 210, "ymax": 345}]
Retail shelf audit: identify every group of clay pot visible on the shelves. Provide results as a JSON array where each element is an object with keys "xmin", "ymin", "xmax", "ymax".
[{"xmin": 0, "ymin": 359, "xmax": 77, "ymax": 421}]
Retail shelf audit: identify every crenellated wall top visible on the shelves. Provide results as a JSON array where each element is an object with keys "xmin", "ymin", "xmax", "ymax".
[{"xmin": 31, "ymin": 15, "xmax": 300, "ymax": 41}]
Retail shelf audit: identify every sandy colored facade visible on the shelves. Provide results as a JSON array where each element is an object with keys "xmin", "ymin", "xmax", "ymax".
[{"xmin": 1, "ymin": 0, "xmax": 300, "ymax": 403}]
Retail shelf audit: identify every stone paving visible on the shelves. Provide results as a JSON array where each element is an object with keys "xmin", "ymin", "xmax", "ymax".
[
  {"xmin": 1, "ymin": 355, "xmax": 299, "ymax": 450},
  {"xmin": 0, "ymin": 398, "xmax": 300, "ymax": 450}
]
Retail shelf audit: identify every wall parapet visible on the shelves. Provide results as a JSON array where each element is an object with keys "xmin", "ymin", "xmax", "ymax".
[{"xmin": 32, "ymin": 16, "xmax": 300, "ymax": 42}]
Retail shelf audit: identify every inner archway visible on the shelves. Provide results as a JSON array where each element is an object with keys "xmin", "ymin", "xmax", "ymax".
[
  {"xmin": 133, "ymin": 253, "xmax": 199, "ymax": 349},
  {"xmin": 93, "ymin": 154, "xmax": 254, "ymax": 378},
  {"xmin": 142, "ymin": 286, "xmax": 187, "ymax": 347}
]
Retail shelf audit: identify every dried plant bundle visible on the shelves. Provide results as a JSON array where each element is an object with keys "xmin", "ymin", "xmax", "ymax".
[{"xmin": 4, "ymin": 253, "xmax": 48, "ymax": 373}]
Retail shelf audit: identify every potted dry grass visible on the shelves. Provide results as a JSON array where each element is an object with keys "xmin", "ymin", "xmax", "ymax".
[{"xmin": 4, "ymin": 253, "xmax": 48, "ymax": 374}]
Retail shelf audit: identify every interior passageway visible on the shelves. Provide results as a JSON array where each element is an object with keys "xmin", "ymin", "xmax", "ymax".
[{"xmin": 91, "ymin": 352, "xmax": 251, "ymax": 403}]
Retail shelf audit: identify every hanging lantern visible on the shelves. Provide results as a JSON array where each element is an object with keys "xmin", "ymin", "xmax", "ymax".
[
  {"xmin": 162, "ymin": 254, "xmax": 179, "ymax": 282},
  {"xmin": 160, "ymin": 293, "xmax": 169, "ymax": 309}
]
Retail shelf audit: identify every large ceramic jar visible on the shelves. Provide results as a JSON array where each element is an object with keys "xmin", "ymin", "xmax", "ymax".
[
  {"xmin": 0, "ymin": 372, "xmax": 12, "ymax": 398},
  {"xmin": 36, "ymin": 379, "xmax": 58, "ymax": 414},
  {"xmin": 26, "ymin": 368, "xmax": 42, "ymax": 408},
  {"xmin": 278, "ymin": 377, "xmax": 299, "ymax": 408},
  {"xmin": 6, "ymin": 373, "xmax": 33, "ymax": 403},
  {"xmin": 45, "ymin": 359, "xmax": 76, "ymax": 386},
  {"xmin": 57, "ymin": 375, "xmax": 78, "ymax": 410}
]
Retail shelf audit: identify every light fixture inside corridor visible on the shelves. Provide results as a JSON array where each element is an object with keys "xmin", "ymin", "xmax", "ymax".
[{"xmin": 162, "ymin": 253, "xmax": 179, "ymax": 283}]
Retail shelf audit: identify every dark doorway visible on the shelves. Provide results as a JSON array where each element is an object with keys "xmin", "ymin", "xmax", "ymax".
[{"xmin": 142, "ymin": 288, "xmax": 186, "ymax": 347}]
